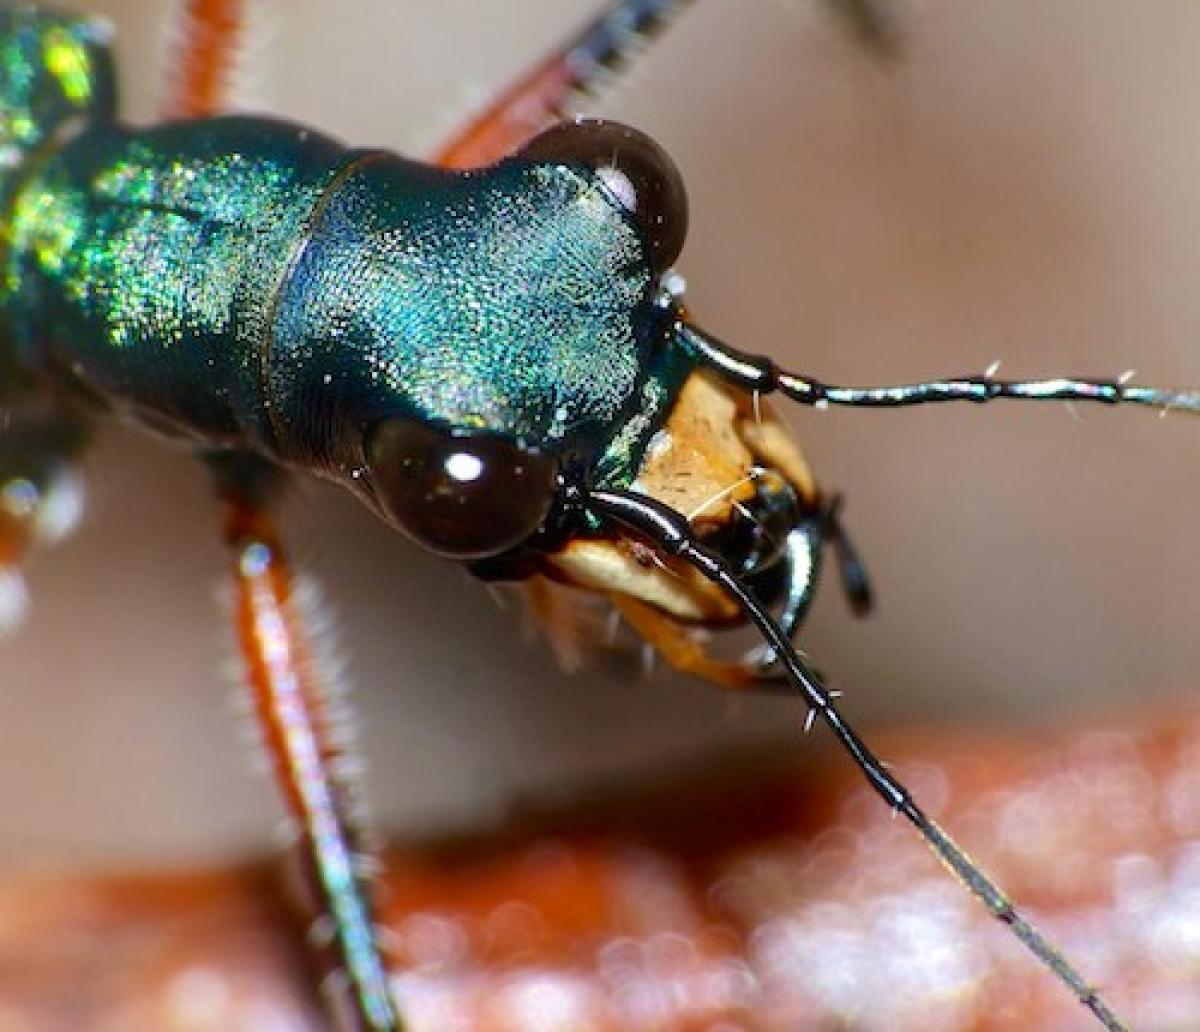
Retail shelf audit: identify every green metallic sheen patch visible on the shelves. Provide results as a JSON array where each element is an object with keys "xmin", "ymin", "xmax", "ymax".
[
  {"xmin": 5, "ymin": 173, "xmax": 82, "ymax": 283},
  {"xmin": 42, "ymin": 23, "xmax": 95, "ymax": 105},
  {"xmin": 0, "ymin": 7, "xmax": 116, "ymax": 389},
  {"xmin": 269, "ymin": 154, "xmax": 691, "ymax": 483},
  {"xmin": 4, "ymin": 118, "xmax": 348, "ymax": 445},
  {"xmin": 0, "ymin": 8, "xmax": 115, "ymax": 159}
]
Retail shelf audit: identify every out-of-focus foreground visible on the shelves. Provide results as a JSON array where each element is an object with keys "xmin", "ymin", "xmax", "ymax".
[{"xmin": 6, "ymin": 709, "xmax": 1200, "ymax": 1030}]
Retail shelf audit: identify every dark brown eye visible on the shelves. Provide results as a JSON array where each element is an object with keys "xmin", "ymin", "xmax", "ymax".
[
  {"xmin": 519, "ymin": 118, "xmax": 689, "ymax": 272},
  {"xmin": 365, "ymin": 420, "xmax": 559, "ymax": 560}
]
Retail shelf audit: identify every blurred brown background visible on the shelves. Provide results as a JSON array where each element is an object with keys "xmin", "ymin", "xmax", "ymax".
[{"xmin": 3, "ymin": 0, "xmax": 1199, "ymax": 868}]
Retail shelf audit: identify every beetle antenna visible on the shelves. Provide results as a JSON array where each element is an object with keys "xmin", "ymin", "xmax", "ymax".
[
  {"xmin": 679, "ymin": 321, "xmax": 1200, "ymax": 415},
  {"xmin": 583, "ymin": 485, "xmax": 1128, "ymax": 1032}
]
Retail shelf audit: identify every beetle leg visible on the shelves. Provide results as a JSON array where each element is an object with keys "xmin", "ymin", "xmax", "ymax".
[
  {"xmin": 210, "ymin": 454, "xmax": 401, "ymax": 1032},
  {"xmin": 433, "ymin": 0, "xmax": 694, "ymax": 169},
  {"xmin": 432, "ymin": 0, "xmax": 902, "ymax": 169},
  {"xmin": 159, "ymin": 0, "xmax": 252, "ymax": 119},
  {"xmin": 519, "ymin": 575, "xmax": 599, "ymax": 673},
  {"xmin": 160, "ymin": 5, "xmax": 401, "ymax": 1028}
]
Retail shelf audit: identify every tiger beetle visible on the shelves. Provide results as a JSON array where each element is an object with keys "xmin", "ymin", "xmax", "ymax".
[{"xmin": 2, "ymin": 1, "xmax": 1197, "ymax": 1029}]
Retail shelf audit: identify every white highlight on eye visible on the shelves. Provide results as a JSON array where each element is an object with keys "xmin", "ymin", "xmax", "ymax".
[
  {"xmin": 596, "ymin": 165, "xmax": 637, "ymax": 212},
  {"xmin": 445, "ymin": 451, "xmax": 484, "ymax": 483}
]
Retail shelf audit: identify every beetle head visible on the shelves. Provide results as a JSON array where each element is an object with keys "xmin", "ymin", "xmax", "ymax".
[{"xmin": 315, "ymin": 120, "xmax": 844, "ymax": 645}]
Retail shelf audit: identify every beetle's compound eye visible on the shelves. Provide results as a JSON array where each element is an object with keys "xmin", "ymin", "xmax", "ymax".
[
  {"xmin": 365, "ymin": 420, "xmax": 559, "ymax": 560},
  {"xmin": 519, "ymin": 118, "xmax": 689, "ymax": 272}
]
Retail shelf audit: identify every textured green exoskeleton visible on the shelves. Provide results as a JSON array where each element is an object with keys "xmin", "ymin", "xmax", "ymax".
[
  {"xmin": 0, "ymin": 8, "xmax": 114, "ymax": 512},
  {"xmin": 0, "ymin": 9, "xmax": 691, "ymax": 514}
]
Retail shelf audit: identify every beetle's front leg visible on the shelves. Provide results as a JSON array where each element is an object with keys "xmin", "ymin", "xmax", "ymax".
[{"xmin": 208, "ymin": 453, "xmax": 401, "ymax": 1032}]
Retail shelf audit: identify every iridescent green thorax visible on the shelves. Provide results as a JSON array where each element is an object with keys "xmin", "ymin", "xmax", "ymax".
[{"xmin": 3, "ymin": 110, "xmax": 692, "ymax": 490}]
